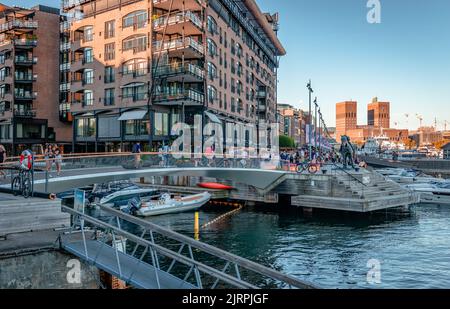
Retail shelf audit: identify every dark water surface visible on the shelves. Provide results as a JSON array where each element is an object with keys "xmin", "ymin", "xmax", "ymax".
[{"xmin": 141, "ymin": 203, "xmax": 450, "ymax": 289}]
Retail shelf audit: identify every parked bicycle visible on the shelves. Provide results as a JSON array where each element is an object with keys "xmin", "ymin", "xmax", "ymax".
[
  {"xmin": 11, "ymin": 167, "xmax": 32, "ymax": 198},
  {"xmin": 296, "ymin": 160, "xmax": 320, "ymax": 174}
]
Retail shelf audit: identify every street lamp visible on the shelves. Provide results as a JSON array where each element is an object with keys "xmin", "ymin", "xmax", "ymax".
[
  {"xmin": 314, "ymin": 97, "xmax": 318, "ymax": 155},
  {"xmin": 307, "ymin": 80, "xmax": 313, "ymax": 159}
]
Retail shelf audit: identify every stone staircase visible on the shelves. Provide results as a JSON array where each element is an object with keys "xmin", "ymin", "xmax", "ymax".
[{"xmin": 291, "ymin": 168, "xmax": 420, "ymax": 213}]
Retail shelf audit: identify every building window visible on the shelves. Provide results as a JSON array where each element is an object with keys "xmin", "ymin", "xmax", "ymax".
[
  {"xmin": 84, "ymin": 26, "xmax": 93, "ymax": 42},
  {"xmin": 104, "ymin": 66, "xmax": 115, "ymax": 83},
  {"xmin": 76, "ymin": 118, "xmax": 96, "ymax": 137},
  {"xmin": 208, "ymin": 85, "xmax": 217, "ymax": 104},
  {"xmin": 84, "ymin": 48, "xmax": 93, "ymax": 63},
  {"xmin": 123, "ymin": 10, "xmax": 147, "ymax": 29},
  {"xmin": 104, "ymin": 88, "xmax": 115, "ymax": 106},
  {"xmin": 105, "ymin": 20, "xmax": 115, "ymax": 39},
  {"xmin": 154, "ymin": 112, "xmax": 169, "ymax": 136},
  {"xmin": 104, "ymin": 43, "xmax": 115, "ymax": 60},
  {"xmin": 123, "ymin": 35, "xmax": 147, "ymax": 53},
  {"xmin": 207, "ymin": 16, "xmax": 218, "ymax": 35},
  {"xmin": 84, "ymin": 69, "xmax": 94, "ymax": 85},
  {"xmin": 207, "ymin": 38, "xmax": 217, "ymax": 58},
  {"xmin": 122, "ymin": 59, "xmax": 148, "ymax": 76},
  {"xmin": 84, "ymin": 90, "xmax": 94, "ymax": 106},
  {"xmin": 207, "ymin": 62, "xmax": 217, "ymax": 81}
]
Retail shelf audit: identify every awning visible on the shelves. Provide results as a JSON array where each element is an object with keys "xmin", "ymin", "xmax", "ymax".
[
  {"xmin": 205, "ymin": 111, "xmax": 222, "ymax": 124},
  {"xmin": 120, "ymin": 82, "xmax": 145, "ymax": 89},
  {"xmin": 118, "ymin": 110, "xmax": 147, "ymax": 121}
]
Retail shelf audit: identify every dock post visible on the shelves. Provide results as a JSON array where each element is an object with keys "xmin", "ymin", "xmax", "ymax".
[
  {"xmin": 303, "ymin": 207, "xmax": 313, "ymax": 216},
  {"xmin": 194, "ymin": 212, "xmax": 200, "ymax": 240}
]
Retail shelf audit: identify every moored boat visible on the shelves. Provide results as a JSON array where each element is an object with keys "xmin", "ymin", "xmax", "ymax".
[{"xmin": 122, "ymin": 192, "xmax": 212, "ymax": 217}]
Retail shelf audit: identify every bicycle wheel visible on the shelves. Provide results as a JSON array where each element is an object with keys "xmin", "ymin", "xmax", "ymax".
[
  {"xmin": 11, "ymin": 176, "xmax": 21, "ymax": 196},
  {"xmin": 22, "ymin": 176, "xmax": 32, "ymax": 198},
  {"xmin": 296, "ymin": 164, "xmax": 306, "ymax": 174},
  {"xmin": 308, "ymin": 164, "xmax": 319, "ymax": 174}
]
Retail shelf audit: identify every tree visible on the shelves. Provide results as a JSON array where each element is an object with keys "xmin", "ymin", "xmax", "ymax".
[
  {"xmin": 405, "ymin": 138, "xmax": 417, "ymax": 150},
  {"xmin": 279, "ymin": 135, "xmax": 295, "ymax": 148},
  {"xmin": 433, "ymin": 140, "xmax": 449, "ymax": 150}
]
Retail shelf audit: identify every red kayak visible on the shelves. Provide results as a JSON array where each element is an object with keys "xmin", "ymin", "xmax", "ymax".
[{"xmin": 197, "ymin": 183, "xmax": 234, "ymax": 190}]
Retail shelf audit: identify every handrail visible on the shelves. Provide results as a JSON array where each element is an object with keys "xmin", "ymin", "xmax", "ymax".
[{"xmin": 62, "ymin": 205, "xmax": 318, "ymax": 289}]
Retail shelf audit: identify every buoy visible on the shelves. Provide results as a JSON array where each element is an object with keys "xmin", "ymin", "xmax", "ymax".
[{"xmin": 197, "ymin": 183, "xmax": 234, "ymax": 190}]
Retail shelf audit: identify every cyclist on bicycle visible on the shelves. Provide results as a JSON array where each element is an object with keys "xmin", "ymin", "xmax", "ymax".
[{"xmin": 20, "ymin": 149, "xmax": 33, "ymax": 171}]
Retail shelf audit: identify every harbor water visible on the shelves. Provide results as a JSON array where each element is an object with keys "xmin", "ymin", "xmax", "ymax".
[{"xmin": 143, "ymin": 203, "xmax": 450, "ymax": 289}]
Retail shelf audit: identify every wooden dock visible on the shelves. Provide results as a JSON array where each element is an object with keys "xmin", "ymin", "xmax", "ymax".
[{"xmin": 0, "ymin": 193, "xmax": 70, "ymax": 237}]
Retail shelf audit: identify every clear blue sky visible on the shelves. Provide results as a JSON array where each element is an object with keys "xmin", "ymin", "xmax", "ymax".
[{"xmin": 4, "ymin": 0, "xmax": 450, "ymax": 130}]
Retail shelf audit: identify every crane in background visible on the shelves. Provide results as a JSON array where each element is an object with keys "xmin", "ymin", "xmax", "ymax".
[{"xmin": 416, "ymin": 114, "xmax": 424, "ymax": 128}]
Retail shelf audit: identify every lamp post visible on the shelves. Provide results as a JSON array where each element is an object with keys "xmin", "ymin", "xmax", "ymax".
[
  {"xmin": 307, "ymin": 80, "xmax": 313, "ymax": 160},
  {"xmin": 314, "ymin": 97, "xmax": 318, "ymax": 157}
]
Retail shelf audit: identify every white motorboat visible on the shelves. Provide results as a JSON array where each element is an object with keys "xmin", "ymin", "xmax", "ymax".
[
  {"xmin": 376, "ymin": 168, "xmax": 436, "ymax": 184},
  {"xmin": 99, "ymin": 188, "xmax": 160, "ymax": 206},
  {"xmin": 122, "ymin": 192, "xmax": 212, "ymax": 217},
  {"xmin": 406, "ymin": 182, "xmax": 450, "ymax": 205}
]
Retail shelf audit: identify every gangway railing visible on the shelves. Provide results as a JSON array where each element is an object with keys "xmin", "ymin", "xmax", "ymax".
[{"xmin": 60, "ymin": 204, "xmax": 318, "ymax": 289}]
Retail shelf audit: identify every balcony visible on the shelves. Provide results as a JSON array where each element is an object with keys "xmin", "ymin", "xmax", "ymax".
[
  {"xmin": 153, "ymin": 88, "xmax": 204, "ymax": 106},
  {"xmin": 14, "ymin": 39, "xmax": 37, "ymax": 48},
  {"xmin": 153, "ymin": 0, "xmax": 206, "ymax": 11},
  {"xmin": 14, "ymin": 109, "xmax": 37, "ymax": 118},
  {"xmin": 0, "ymin": 20, "xmax": 38, "ymax": 33},
  {"xmin": 14, "ymin": 56, "xmax": 37, "ymax": 66},
  {"xmin": 60, "ymin": 21, "xmax": 70, "ymax": 32},
  {"xmin": 60, "ymin": 42, "xmax": 70, "ymax": 51},
  {"xmin": 153, "ymin": 11, "xmax": 203, "ymax": 36},
  {"xmin": 14, "ymin": 91, "xmax": 37, "ymax": 100},
  {"xmin": 154, "ymin": 37, "xmax": 204, "ymax": 59},
  {"xmin": 14, "ymin": 73, "xmax": 37, "ymax": 83},
  {"xmin": 121, "ymin": 92, "xmax": 148, "ymax": 104},
  {"xmin": 60, "ymin": 83, "xmax": 70, "ymax": 91},
  {"xmin": 258, "ymin": 104, "xmax": 267, "ymax": 112},
  {"xmin": 257, "ymin": 90, "xmax": 267, "ymax": 98},
  {"xmin": 62, "ymin": 0, "xmax": 92, "ymax": 11},
  {"xmin": 60, "ymin": 62, "xmax": 71, "ymax": 71},
  {"xmin": 154, "ymin": 63, "xmax": 205, "ymax": 83}
]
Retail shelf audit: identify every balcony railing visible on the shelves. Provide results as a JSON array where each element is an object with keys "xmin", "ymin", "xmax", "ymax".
[
  {"xmin": 13, "ymin": 109, "xmax": 36, "ymax": 118},
  {"xmin": 60, "ymin": 83, "xmax": 70, "ymax": 91},
  {"xmin": 60, "ymin": 42, "xmax": 70, "ymax": 51},
  {"xmin": 62, "ymin": 0, "xmax": 92, "ymax": 10},
  {"xmin": 153, "ymin": 89, "xmax": 204, "ymax": 104},
  {"xmin": 60, "ymin": 62, "xmax": 71, "ymax": 71},
  {"xmin": 153, "ymin": 63, "xmax": 205, "ymax": 80},
  {"xmin": 0, "ymin": 20, "xmax": 38, "ymax": 32},
  {"xmin": 122, "ymin": 68, "xmax": 148, "ymax": 77},
  {"xmin": 14, "ymin": 39, "xmax": 37, "ymax": 47},
  {"xmin": 60, "ymin": 21, "xmax": 70, "ymax": 32},
  {"xmin": 153, "ymin": 0, "xmax": 206, "ymax": 7},
  {"xmin": 14, "ymin": 91, "xmax": 37, "ymax": 100},
  {"xmin": 154, "ymin": 37, "xmax": 204, "ymax": 55},
  {"xmin": 257, "ymin": 91, "xmax": 267, "ymax": 98},
  {"xmin": 14, "ymin": 56, "xmax": 38, "ymax": 65},
  {"xmin": 14, "ymin": 73, "xmax": 37, "ymax": 82},
  {"xmin": 122, "ymin": 92, "xmax": 148, "ymax": 102},
  {"xmin": 154, "ymin": 11, "xmax": 203, "ymax": 30}
]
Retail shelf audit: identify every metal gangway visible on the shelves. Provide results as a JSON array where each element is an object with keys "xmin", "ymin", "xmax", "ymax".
[{"xmin": 59, "ymin": 204, "xmax": 318, "ymax": 289}]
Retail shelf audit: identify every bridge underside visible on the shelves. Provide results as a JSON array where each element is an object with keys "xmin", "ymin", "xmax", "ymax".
[{"xmin": 32, "ymin": 168, "xmax": 287, "ymax": 194}]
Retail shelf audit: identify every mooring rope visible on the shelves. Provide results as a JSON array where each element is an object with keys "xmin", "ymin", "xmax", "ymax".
[{"xmin": 201, "ymin": 202, "xmax": 244, "ymax": 229}]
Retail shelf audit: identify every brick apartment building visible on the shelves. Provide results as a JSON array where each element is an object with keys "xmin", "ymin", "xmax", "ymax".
[
  {"xmin": 277, "ymin": 103, "xmax": 309, "ymax": 147},
  {"xmin": 0, "ymin": 4, "xmax": 71, "ymax": 154},
  {"xmin": 62, "ymin": 0, "xmax": 285, "ymax": 152},
  {"xmin": 335, "ymin": 98, "xmax": 408, "ymax": 145}
]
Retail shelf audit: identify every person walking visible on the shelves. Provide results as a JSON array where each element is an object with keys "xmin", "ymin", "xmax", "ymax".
[
  {"xmin": 0, "ymin": 145, "xmax": 6, "ymax": 178},
  {"xmin": 54, "ymin": 146, "xmax": 62, "ymax": 177},
  {"xmin": 132, "ymin": 142, "xmax": 142, "ymax": 169}
]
